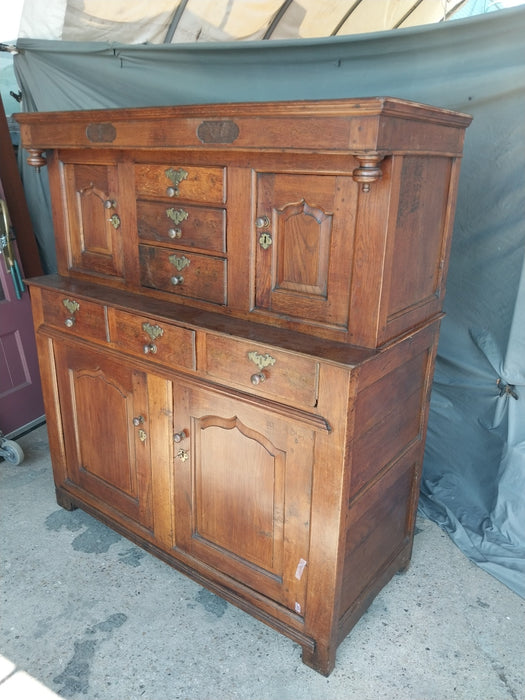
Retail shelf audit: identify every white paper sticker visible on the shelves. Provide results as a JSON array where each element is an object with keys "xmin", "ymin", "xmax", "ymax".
[{"xmin": 295, "ymin": 558, "xmax": 307, "ymax": 580}]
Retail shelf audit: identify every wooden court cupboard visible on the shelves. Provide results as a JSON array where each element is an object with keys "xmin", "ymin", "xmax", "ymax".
[{"xmin": 16, "ymin": 98, "xmax": 471, "ymax": 675}]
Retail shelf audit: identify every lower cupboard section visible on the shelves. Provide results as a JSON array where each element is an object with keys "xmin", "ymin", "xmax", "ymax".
[{"xmin": 39, "ymin": 317, "xmax": 439, "ymax": 677}]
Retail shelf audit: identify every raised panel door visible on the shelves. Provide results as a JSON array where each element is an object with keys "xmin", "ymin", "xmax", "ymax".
[
  {"xmin": 54, "ymin": 342, "xmax": 154, "ymax": 531},
  {"xmin": 173, "ymin": 381, "xmax": 315, "ymax": 616},
  {"xmin": 254, "ymin": 173, "xmax": 357, "ymax": 331},
  {"xmin": 62, "ymin": 160, "xmax": 125, "ymax": 279}
]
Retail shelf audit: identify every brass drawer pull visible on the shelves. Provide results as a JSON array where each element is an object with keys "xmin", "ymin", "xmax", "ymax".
[
  {"xmin": 169, "ymin": 254, "xmax": 190, "ymax": 271},
  {"xmin": 166, "ymin": 208, "xmax": 188, "ymax": 226},
  {"xmin": 165, "ymin": 167, "xmax": 188, "ymax": 196},
  {"xmin": 132, "ymin": 415, "xmax": 144, "ymax": 426},
  {"xmin": 171, "ymin": 275, "xmax": 184, "ymax": 286},
  {"xmin": 168, "ymin": 227, "xmax": 182, "ymax": 239},
  {"xmin": 143, "ymin": 322, "xmax": 164, "ymax": 341},
  {"xmin": 143, "ymin": 322, "xmax": 163, "ymax": 353},
  {"xmin": 247, "ymin": 351, "xmax": 276, "ymax": 371},
  {"xmin": 62, "ymin": 298, "xmax": 80, "ymax": 314},
  {"xmin": 62, "ymin": 298, "xmax": 79, "ymax": 327}
]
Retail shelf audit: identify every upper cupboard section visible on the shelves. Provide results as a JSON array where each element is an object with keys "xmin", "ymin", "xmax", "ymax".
[{"xmin": 17, "ymin": 98, "xmax": 471, "ymax": 348}]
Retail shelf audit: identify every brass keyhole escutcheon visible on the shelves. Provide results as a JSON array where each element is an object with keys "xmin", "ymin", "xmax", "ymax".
[
  {"xmin": 259, "ymin": 232, "xmax": 273, "ymax": 250},
  {"xmin": 108, "ymin": 213, "xmax": 121, "ymax": 229},
  {"xmin": 138, "ymin": 429, "xmax": 147, "ymax": 442},
  {"xmin": 177, "ymin": 448, "xmax": 189, "ymax": 462}
]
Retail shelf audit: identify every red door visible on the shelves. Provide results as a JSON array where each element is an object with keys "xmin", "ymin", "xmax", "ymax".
[{"xmin": 0, "ymin": 192, "xmax": 44, "ymax": 436}]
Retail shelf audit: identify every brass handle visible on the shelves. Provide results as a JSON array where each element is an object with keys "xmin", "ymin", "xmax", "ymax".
[
  {"xmin": 251, "ymin": 372, "xmax": 266, "ymax": 385},
  {"xmin": 173, "ymin": 430, "xmax": 187, "ymax": 443},
  {"xmin": 103, "ymin": 199, "xmax": 117, "ymax": 209},
  {"xmin": 64, "ymin": 317, "xmax": 76, "ymax": 328},
  {"xmin": 166, "ymin": 187, "xmax": 177, "ymax": 197},
  {"xmin": 255, "ymin": 216, "xmax": 270, "ymax": 229},
  {"xmin": 168, "ymin": 228, "xmax": 182, "ymax": 239},
  {"xmin": 132, "ymin": 416, "xmax": 144, "ymax": 426},
  {"xmin": 143, "ymin": 343, "xmax": 157, "ymax": 355},
  {"xmin": 171, "ymin": 275, "xmax": 184, "ymax": 286}
]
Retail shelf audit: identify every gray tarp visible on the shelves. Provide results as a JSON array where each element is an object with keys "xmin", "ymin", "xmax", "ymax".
[{"xmin": 13, "ymin": 6, "xmax": 525, "ymax": 596}]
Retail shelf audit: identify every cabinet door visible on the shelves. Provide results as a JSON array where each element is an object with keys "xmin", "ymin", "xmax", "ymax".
[
  {"xmin": 62, "ymin": 160, "xmax": 124, "ymax": 279},
  {"xmin": 173, "ymin": 383, "xmax": 314, "ymax": 616},
  {"xmin": 254, "ymin": 173, "xmax": 356, "ymax": 330},
  {"xmin": 54, "ymin": 342, "xmax": 155, "ymax": 531}
]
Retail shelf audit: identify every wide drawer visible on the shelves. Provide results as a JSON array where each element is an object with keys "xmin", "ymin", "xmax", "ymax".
[
  {"xmin": 202, "ymin": 334, "xmax": 319, "ymax": 407},
  {"xmin": 108, "ymin": 309, "xmax": 195, "ymax": 370},
  {"xmin": 40, "ymin": 289, "xmax": 107, "ymax": 342},
  {"xmin": 137, "ymin": 200, "xmax": 226, "ymax": 252},
  {"xmin": 135, "ymin": 164, "xmax": 225, "ymax": 203},
  {"xmin": 139, "ymin": 245, "xmax": 227, "ymax": 305}
]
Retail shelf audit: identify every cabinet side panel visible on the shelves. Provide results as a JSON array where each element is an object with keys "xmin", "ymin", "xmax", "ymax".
[
  {"xmin": 350, "ymin": 348, "xmax": 430, "ymax": 498},
  {"xmin": 340, "ymin": 447, "xmax": 416, "ymax": 614},
  {"xmin": 387, "ymin": 157, "xmax": 452, "ymax": 314},
  {"xmin": 379, "ymin": 156, "xmax": 461, "ymax": 344}
]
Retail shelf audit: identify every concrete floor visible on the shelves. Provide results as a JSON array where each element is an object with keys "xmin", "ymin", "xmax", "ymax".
[{"xmin": 1, "ymin": 424, "xmax": 524, "ymax": 700}]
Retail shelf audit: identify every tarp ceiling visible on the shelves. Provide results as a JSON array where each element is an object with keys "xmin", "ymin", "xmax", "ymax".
[{"xmin": 17, "ymin": 0, "xmax": 467, "ymax": 44}]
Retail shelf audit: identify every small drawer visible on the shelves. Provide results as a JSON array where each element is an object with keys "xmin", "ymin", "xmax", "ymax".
[
  {"xmin": 40, "ymin": 289, "xmax": 107, "ymax": 342},
  {"xmin": 202, "ymin": 334, "xmax": 319, "ymax": 407},
  {"xmin": 139, "ymin": 245, "xmax": 227, "ymax": 306},
  {"xmin": 108, "ymin": 309, "xmax": 196, "ymax": 370},
  {"xmin": 137, "ymin": 201, "xmax": 226, "ymax": 253},
  {"xmin": 135, "ymin": 164, "xmax": 225, "ymax": 204}
]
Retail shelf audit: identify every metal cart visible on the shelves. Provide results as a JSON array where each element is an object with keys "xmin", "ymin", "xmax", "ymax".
[{"xmin": 0, "ymin": 431, "xmax": 24, "ymax": 465}]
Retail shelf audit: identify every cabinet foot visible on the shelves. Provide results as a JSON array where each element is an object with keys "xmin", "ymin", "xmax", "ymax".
[
  {"xmin": 301, "ymin": 644, "xmax": 336, "ymax": 677},
  {"xmin": 55, "ymin": 488, "xmax": 78, "ymax": 511}
]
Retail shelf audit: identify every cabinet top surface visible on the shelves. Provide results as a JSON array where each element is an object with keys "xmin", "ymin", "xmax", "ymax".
[{"xmin": 14, "ymin": 96, "xmax": 472, "ymax": 123}]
